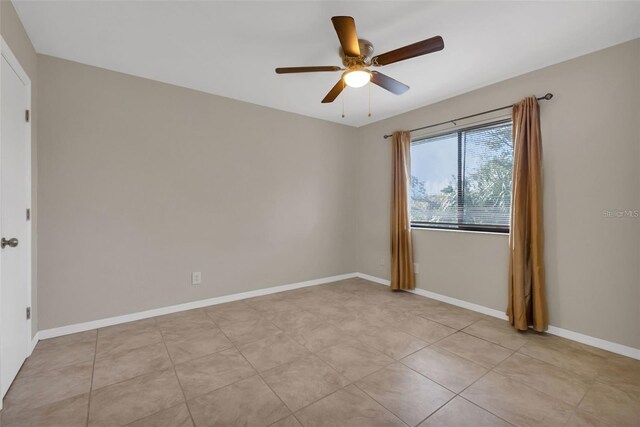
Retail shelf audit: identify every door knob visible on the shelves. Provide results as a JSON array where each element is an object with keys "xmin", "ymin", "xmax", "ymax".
[{"xmin": 1, "ymin": 238, "xmax": 18, "ymax": 248}]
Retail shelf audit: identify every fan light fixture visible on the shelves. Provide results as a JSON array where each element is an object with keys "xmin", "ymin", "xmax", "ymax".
[{"xmin": 343, "ymin": 69, "xmax": 371, "ymax": 88}]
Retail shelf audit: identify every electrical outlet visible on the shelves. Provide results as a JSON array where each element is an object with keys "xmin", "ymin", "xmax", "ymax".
[
  {"xmin": 191, "ymin": 272, "xmax": 202, "ymax": 286},
  {"xmin": 414, "ymin": 263, "xmax": 419, "ymax": 274}
]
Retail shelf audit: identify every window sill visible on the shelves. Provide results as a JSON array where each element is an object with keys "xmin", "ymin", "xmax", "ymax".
[{"xmin": 410, "ymin": 225, "xmax": 509, "ymax": 236}]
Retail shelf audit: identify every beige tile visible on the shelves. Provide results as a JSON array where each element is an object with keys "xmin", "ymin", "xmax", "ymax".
[
  {"xmin": 287, "ymin": 322, "xmax": 354, "ymax": 353},
  {"xmin": 406, "ymin": 297, "xmax": 444, "ymax": 313},
  {"xmin": 164, "ymin": 328, "xmax": 233, "ymax": 365},
  {"xmin": 402, "ymin": 346, "xmax": 487, "ymax": 393},
  {"xmin": 561, "ymin": 340, "xmax": 612, "ymax": 359},
  {"xmin": 266, "ymin": 309, "xmax": 324, "ymax": 333},
  {"xmin": 316, "ymin": 341, "xmax": 393, "ymax": 382},
  {"xmin": 463, "ymin": 318, "xmax": 530, "ymax": 350},
  {"xmin": 188, "ymin": 375, "xmax": 290, "ymax": 426},
  {"xmin": 392, "ymin": 293, "xmax": 441, "ymax": 312},
  {"xmin": 357, "ymin": 326, "xmax": 428, "ymax": 360},
  {"xmin": 334, "ymin": 299, "xmax": 371, "ymax": 315},
  {"xmin": 1, "ymin": 393, "xmax": 89, "ymax": 427},
  {"xmin": 359, "ymin": 297, "xmax": 397, "ymax": 308},
  {"xmin": 157, "ymin": 309, "xmax": 218, "ymax": 341},
  {"xmin": 37, "ymin": 330, "xmax": 97, "ymax": 346},
  {"xmin": 96, "ymin": 319, "xmax": 163, "ymax": 357},
  {"xmin": 518, "ymin": 334, "xmax": 607, "ymax": 378},
  {"xmin": 462, "ymin": 372, "xmax": 573, "ymax": 427},
  {"xmin": 98, "ymin": 318, "xmax": 157, "ymax": 336},
  {"xmin": 268, "ymin": 415, "xmax": 302, "ymax": 427},
  {"xmin": 7, "ymin": 282, "xmax": 625, "ymax": 427},
  {"xmin": 494, "ymin": 353, "xmax": 592, "ymax": 406},
  {"xmin": 2, "ymin": 360, "xmax": 93, "ymax": 417},
  {"xmin": 174, "ymin": 348, "xmax": 256, "ymax": 399},
  {"xmin": 245, "ymin": 295, "xmax": 297, "ymax": 314},
  {"xmin": 415, "ymin": 304, "xmax": 482, "ymax": 330},
  {"xmin": 126, "ymin": 403, "xmax": 193, "ymax": 427},
  {"xmin": 354, "ymin": 305, "xmax": 406, "ymax": 326},
  {"xmin": 597, "ymin": 354, "xmax": 640, "ymax": 399},
  {"xmin": 418, "ymin": 396, "xmax": 512, "ymax": 427},
  {"xmin": 30, "ymin": 330, "xmax": 96, "ymax": 349},
  {"xmin": 318, "ymin": 281, "xmax": 361, "ymax": 294},
  {"xmin": 578, "ymin": 381, "xmax": 640, "ymax": 426},
  {"xmin": 287, "ymin": 292, "xmax": 333, "ymax": 307},
  {"xmin": 563, "ymin": 410, "xmax": 609, "ymax": 427},
  {"xmin": 435, "ymin": 332, "xmax": 512, "ymax": 368},
  {"xmin": 394, "ymin": 315, "xmax": 457, "ymax": 344},
  {"xmin": 18, "ymin": 336, "xmax": 96, "ymax": 378},
  {"xmin": 92, "ymin": 342, "xmax": 172, "ymax": 390},
  {"xmin": 205, "ymin": 301, "xmax": 263, "ymax": 327},
  {"xmin": 89, "ymin": 368, "xmax": 184, "ymax": 427},
  {"xmin": 218, "ymin": 318, "xmax": 281, "ymax": 346},
  {"xmin": 238, "ymin": 332, "xmax": 310, "ymax": 372},
  {"xmin": 295, "ymin": 384, "xmax": 406, "ymax": 427},
  {"xmin": 277, "ymin": 286, "xmax": 313, "ymax": 300},
  {"xmin": 260, "ymin": 354, "xmax": 349, "ymax": 411},
  {"xmin": 356, "ymin": 363, "xmax": 453, "ymax": 426},
  {"xmin": 333, "ymin": 313, "xmax": 384, "ymax": 335},
  {"xmin": 321, "ymin": 294, "xmax": 358, "ymax": 308},
  {"xmin": 304, "ymin": 302, "xmax": 354, "ymax": 323},
  {"xmin": 325, "ymin": 279, "xmax": 370, "ymax": 293}
]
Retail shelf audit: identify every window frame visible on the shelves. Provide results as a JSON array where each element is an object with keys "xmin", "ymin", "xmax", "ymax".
[{"xmin": 410, "ymin": 118, "xmax": 513, "ymax": 234}]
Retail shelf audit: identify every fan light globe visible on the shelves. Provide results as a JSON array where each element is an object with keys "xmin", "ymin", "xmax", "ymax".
[{"xmin": 344, "ymin": 70, "xmax": 371, "ymax": 88}]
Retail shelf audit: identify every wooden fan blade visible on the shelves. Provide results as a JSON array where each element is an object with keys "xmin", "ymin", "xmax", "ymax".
[
  {"xmin": 371, "ymin": 71, "xmax": 409, "ymax": 95},
  {"xmin": 275, "ymin": 66, "xmax": 342, "ymax": 74},
  {"xmin": 331, "ymin": 16, "xmax": 360, "ymax": 57},
  {"xmin": 321, "ymin": 79, "xmax": 345, "ymax": 103},
  {"xmin": 372, "ymin": 36, "xmax": 444, "ymax": 66}
]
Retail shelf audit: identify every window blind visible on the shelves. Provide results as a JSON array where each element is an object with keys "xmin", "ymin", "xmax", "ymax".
[{"xmin": 410, "ymin": 120, "xmax": 513, "ymax": 232}]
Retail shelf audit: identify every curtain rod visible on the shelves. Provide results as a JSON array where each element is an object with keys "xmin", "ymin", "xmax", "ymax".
[{"xmin": 383, "ymin": 93, "xmax": 553, "ymax": 139}]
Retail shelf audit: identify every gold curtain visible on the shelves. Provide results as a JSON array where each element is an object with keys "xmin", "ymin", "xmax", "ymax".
[
  {"xmin": 391, "ymin": 131, "xmax": 415, "ymax": 291},
  {"xmin": 508, "ymin": 96, "xmax": 548, "ymax": 331}
]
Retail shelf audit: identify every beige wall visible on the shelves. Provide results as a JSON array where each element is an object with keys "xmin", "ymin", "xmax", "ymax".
[
  {"xmin": 1, "ymin": 0, "xmax": 38, "ymax": 337},
  {"xmin": 37, "ymin": 55, "xmax": 358, "ymax": 329},
  {"xmin": 356, "ymin": 39, "xmax": 640, "ymax": 349},
  {"xmin": 35, "ymin": 35, "xmax": 640, "ymax": 349}
]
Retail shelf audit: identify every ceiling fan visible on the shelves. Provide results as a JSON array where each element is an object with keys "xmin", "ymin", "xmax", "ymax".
[{"xmin": 275, "ymin": 16, "xmax": 444, "ymax": 103}]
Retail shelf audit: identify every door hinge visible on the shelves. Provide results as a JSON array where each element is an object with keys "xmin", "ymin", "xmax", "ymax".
[
  {"xmin": 26, "ymin": 307, "xmax": 31, "ymax": 320},
  {"xmin": 26, "ymin": 208, "xmax": 31, "ymax": 221},
  {"xmin": 25, "ymin": 110, "xmax": 30, "ymax": 123}
]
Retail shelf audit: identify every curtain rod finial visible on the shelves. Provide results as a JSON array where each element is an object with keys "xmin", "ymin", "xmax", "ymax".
[{"xmin": 543, "ymin": 93, "xmax": 553, "ymax": 100}]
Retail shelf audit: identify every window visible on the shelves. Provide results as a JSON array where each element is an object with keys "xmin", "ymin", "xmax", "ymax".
[{"xmin": 410, "ymin": 120, "xmax": 513, "ymax": 232}]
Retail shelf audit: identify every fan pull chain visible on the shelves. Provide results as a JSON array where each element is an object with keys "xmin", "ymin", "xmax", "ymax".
[
  {"xmin": 342, "ymin": 80, "xmax": 346, "ymax": 118},
  {"xmin": 368, "ymin": 82, "xmax": 372, "ymax": 117}
]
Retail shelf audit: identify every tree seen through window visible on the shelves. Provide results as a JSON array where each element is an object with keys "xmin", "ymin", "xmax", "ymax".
[{"xmin": 410, "ymin": 121, "xmax": 513, "ymax": 231}]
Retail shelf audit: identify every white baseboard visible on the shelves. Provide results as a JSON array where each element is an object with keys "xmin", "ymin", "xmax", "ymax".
[
  {"xmin": 408, "ymin": 287, "xmax": 509, "ymax": 320},
  {"xmin": 545, "ymin": 326, "xmax": 639, "ymax": 360},
  {"xmin": 29, "ymin": 332, "xmax": 40, "ymax": 354},
  {"xmin": 38, "ymin": 272, "xmax": 357, "ymax": 340},
  {"xmin": 355, "ymin": 272, "xmax": 506, "ymax": 319},
  {"xmin": 355, "ymin": 273, "xmax": 391, "ymax": 286},
  {"xmin": 355, "ymin": 273, "xmax": 640, "ymax": 360}
]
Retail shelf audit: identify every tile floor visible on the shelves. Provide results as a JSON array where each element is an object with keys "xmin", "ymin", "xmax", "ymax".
[{"xmin": 1, "ymin": 278, "xmax": 639, "ymax": 426}]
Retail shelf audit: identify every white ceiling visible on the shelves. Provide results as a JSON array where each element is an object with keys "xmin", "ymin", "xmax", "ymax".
[{"xmin": 13, "ymin": 1, "xmax": 640, "ymax": 127}]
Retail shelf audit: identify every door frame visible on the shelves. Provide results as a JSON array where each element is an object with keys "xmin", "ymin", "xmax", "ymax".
[{"xmin": 0, "ymin": 35, "xmax": 33, "ymax": 403}]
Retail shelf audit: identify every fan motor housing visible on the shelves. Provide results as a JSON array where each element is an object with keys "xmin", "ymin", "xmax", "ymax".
[{"xmin": 340, "ymin": 39, "xmax": 374, "ymax": 66}]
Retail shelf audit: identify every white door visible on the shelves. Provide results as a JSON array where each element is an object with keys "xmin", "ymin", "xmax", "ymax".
[{"xmin": 0, "ymin": 52, "xmax": 30, "ymax": 397}]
